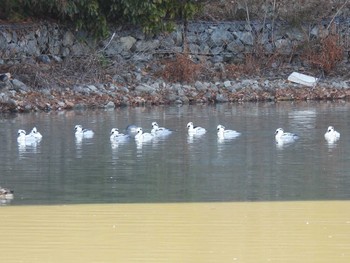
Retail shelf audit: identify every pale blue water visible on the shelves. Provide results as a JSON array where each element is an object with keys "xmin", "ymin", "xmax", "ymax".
[{"xmin": 0, "ymin": 101, "xmax": 350, "ymax": 205}]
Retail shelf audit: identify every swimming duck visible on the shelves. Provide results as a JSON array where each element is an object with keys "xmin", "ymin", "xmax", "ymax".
[
  {"xmin": 275, "ymin": 128, "xmax": 299, "ymax": 143},
  {"xmin": 74, "ymin": 125, "xmax": 94, "ymax": 138},
  {"xmin": 17, "ymin": 129, "xmax": 38, "ymax": 145},
  {"xmin": 324, "ymin": 126, "xmax": 340, "ymax": 142},
  {"xmin": 110, "ymin": 128, "xmax": 130, "ymax": 142},
  {"xmin": 135, "ymin": 127, "xmax": 154, "ymax": 142},
  {"xmin": 217, "ymin": 124, "xmax": 241, "ymax": 139},
  {"xmin": 29, "ymin": 127, "xmax": 43, "ymax": 139},
  {"xmin": 151, "ymin": 122, "xmax": 172, "ymax": 136},
  {"xmin": 187, "ymin": 122, "xmax": 206, "ymax": 135},
  {"xmin": 0, "ymin": 186, "xmax": 14, "ymax": 200}
]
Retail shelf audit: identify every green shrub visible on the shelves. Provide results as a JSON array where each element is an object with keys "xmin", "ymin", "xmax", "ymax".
[{"xmin": 0, "ymin": 0, "xmax": 202, "ymax": 38}]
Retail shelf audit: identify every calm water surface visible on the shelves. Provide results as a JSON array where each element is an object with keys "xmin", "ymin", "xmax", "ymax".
[
  {"xmin": 1, "ymin": 101, "xmax": 350, "ymax": 262},
  {"xmin": 1, "ymin": 202, "xmax": 350, "ymax": 263},
  {"xmin": 0, "ymin": 101, "xmax": 350, "ymax": 205}
]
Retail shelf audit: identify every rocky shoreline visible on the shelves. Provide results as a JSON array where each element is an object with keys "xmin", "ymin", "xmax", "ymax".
[
  {"xmin": 1, "ymin": 19, "xmax": 350, "ymax": 113},
  {"xmin": 0, "ymin": 69, "xmax": 350, "ymax": 113}
]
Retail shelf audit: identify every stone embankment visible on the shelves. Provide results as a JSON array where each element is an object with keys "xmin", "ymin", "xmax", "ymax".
[
  {"xmin": 1, "ymin": 71, "xmax": 350, "ymax": 112},
  {"xmin": 0, "ymin": 20, "xmax": 350, "ymax": 112}
]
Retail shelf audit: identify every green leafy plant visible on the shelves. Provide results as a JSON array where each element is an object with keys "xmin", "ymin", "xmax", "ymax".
[{"xmin": 0, "ymin": 0, "xmax": 202, "ymax": 38}]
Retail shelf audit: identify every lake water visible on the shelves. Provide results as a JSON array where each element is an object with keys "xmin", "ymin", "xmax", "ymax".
[
  {"xmin": 1, "ymin": 101, "xmax": 350, "ymax": 205},
  {"xmin": 1, "ymin": 101, "xmax": 350, "ymax": 262}
]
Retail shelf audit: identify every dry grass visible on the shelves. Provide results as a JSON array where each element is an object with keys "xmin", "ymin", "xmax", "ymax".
[
  {"xmin": 198, "ymin": 0, "xmax": 347, "ymax": 22},
  {"xmin": 160, "ymin": 53, "xmax": 204, "ymax": 83},
  {"xmin": 302, "ymin": 34, "xmax": 343, "ymax": 74},
  {"xmin": 0, "ymin": 54, "xmax": 123, "ymax": 89}
]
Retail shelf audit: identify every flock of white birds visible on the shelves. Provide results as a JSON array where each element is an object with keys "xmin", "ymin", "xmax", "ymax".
[
  {"xmin": 3, "ymin": 122, "xmax": 340, "ymax": 201},
  {"xmin": 16, "ymin": 122, "xmax": 340, "ymax": 146}
]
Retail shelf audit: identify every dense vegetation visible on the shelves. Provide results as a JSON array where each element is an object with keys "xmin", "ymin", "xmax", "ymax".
[
  {"xmin": 2, "ymin": 0, "xmax": 349, "ymax": 38},
  {"xmin": 0, "ymin": 0, "xmax": 203, "ymax": 37}
]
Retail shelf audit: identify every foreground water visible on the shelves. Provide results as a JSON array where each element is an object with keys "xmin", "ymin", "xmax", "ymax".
[{"xmin": 1, "ymin": 202, "xmax": 350, "ymax": 262}]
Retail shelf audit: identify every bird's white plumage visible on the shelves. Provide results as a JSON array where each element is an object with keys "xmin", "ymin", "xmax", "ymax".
[
  {"xmin": 74, "ymin": 125, "xmax": 94, "ymax": 138},
  {"xmin": 151, "ymin": 122, "xmax": 172, "ymax": 136},
  {"xmin": 217, "ymin": 124, "xmax": 240, "ymax": 139},
  {"xmin": 324, "ymin": 126, "xmax": 340, "ymax": 142},
  {"xmin": 187, "ymin": 122, "xmax": 206, "ymax": 135},
  {"xmin": 275, "ymin": 128, "xmax": 299, "ymax": 144},
  {"xmin": 110, "ymin": 128, "xmax": 130, "ymax": 142},
  {"xmin": 135, "ymin": 127, "xmax": 153, "ymax": 142},
  {"xmin": 29, "ymin": 127, "xmax": 43, "ymax": 139},
  {"xmin": 17, "ymin": 129, "xmax": 38, "ymax": 145}
]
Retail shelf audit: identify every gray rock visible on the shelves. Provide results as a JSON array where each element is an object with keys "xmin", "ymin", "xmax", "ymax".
[
  {"xmin": 172, "ymin": 28, "xmax": 183, "ymax": 45},
  {"xmin": 119, "ymin": 86, "xmax": 130, "ymax": 93},
  {"xmin": 0, "ymin": 93, "xmax": 9, "ymax": 102},
  {"xmin": 166, "ymin": 93, "xmax": 177, "ymax": 102},
  {"xmin": 216, "ymin": 93, "xmax": 228, "ymax": 103},
  {"xmin": 211, "ymin": 56, "xmax": 224, "ymax": 63},
  {"xmin": 61, "ymin": 47, "xmax": 70, "ymax": 57},
  {"xmin": 211, "ymin": 46, "xmax": 224, "ymax": 55},
  {"xmin": 85, "ymin": 85, "xmax": 98, "ymax": 93},
  {"xmin": 210, "ymin": 28, "xmax": 233, "ymax": 46},
  {"xmin": 135, "ymin": 84, "xmax": 156, "ymax": 94},
  {"xmin": 63, "ymin": 31, "xmax": 75, "ymax": 46},
  {"xmin": 186, "ymin": 35, "xmax": 197, "ymax": 43},
  {"xmin": 73, "ymin": 103, "xmax": 87, "ymax": 110},
  {"xmin": 194, "ymin": 81, "xmax": 206, "ymax": 91},
  {"xmin": 26, "ymin": 40, "xmax": 39, "ymax": 55},
  {"xmin": 73, "ymin": 85, "xmax": 84, "ymax": 93},
  {"xmin": 52, "ymin": 55, "xmax": 62, "ymax": 63},
  {"xmin": 119, "ymin": 36, "xmax": 137, "ymax": 51},
  {"xmin": 227, "ymin": 39, "xmax": 245, "ymax": 53},
  {"xmin": 189, "ymin": 44, "xmax": 200, "ymax": 54},
  {"xmin": 37, "ymin": 55, "xmax": 51, "ymax": 64},
  {"xmin": 179, "ymin": 95, "xmax": 189, "ymax": 104},
  {"xmin": 0, "ymin": 33, "xmax": 8, "ymax": 50},
  {"xmin": 274, "ymin": 39, "xmax": 292, "ymax": 54},
  {"xmin": 160, "ymin": 36, "xmax": 175, "ymax": 49},
  {"xmin": 105, "ymin": 101, "xmax": 115, "ymax": 109},
  {"xmin": 234, "ymin": 31, "xmax": 254, "ymax": 45},
  {"xmin": 223, "ymin": 80, "xmax": 231, "ymax": 88},
  {"xmin": 57, "ymin": 101, "xmax": 66, "ymax": 108},
  {"xmin": 286, "ymin": 27, "xmax": 305, "ymax": 41},
  {"xmin": 11, "ymin": 79, "xmax": 29, "ymax": 92},
  {"xmin": 70, "ymin": 43, "xmax": 86, "ymax": 56},
  {"xmin": 134, "ymin": 39, "xmax": 160, "ymax": 52}
]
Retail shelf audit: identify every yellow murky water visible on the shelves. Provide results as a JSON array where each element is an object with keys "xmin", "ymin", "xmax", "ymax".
[{"xmin": 1, "ymin": 201, "xmax": 350, "ymax": 262}]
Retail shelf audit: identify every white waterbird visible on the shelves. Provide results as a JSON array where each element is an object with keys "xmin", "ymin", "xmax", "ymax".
[
  {"xmin": 324, "ymin": 126, "xmax": 340, "ymax": 142},
  {"xmin": 29, "ymin": 127, "xmax": 43, "ymax": 139},
  {"xmin": 74, "ymin": 125, "xmax": 94, "ymax": 138},
  {"xmin": 187, "ymin": 122, "xmax": 206, "ymax": 135},
  {"xmin": 135, "ymin": 127, "xmax": 154, "ymax": 142},
  {"xmin": 151, "ymin": 122, "xmax": 172, "ymax": 136},
  {"xmin": 275, "ymin": 128, "xmax": 299, "ymax": 144},
  {"xmin": 217, "ymin": 124, "xmax": 241, "ymax": 140},
  {"xmin": 110, "ymin": 128, "xmax": 130, "ymax": 142}
]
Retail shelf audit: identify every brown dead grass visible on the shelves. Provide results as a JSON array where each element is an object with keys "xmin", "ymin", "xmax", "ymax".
[
  {"xmin": 198, "ymin": 0, "xmax": 345, "ymax": 23},
  {"xmin": 160, "ymin": 53, "xmax": 204, "ymax": 83},
  {"xmin": 302, "ymin": 34, "xmax": 343, "ymax": 74},
  {"xmin": 0, "ymin": 54, "xmax": 122, "ymax": 89}
]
